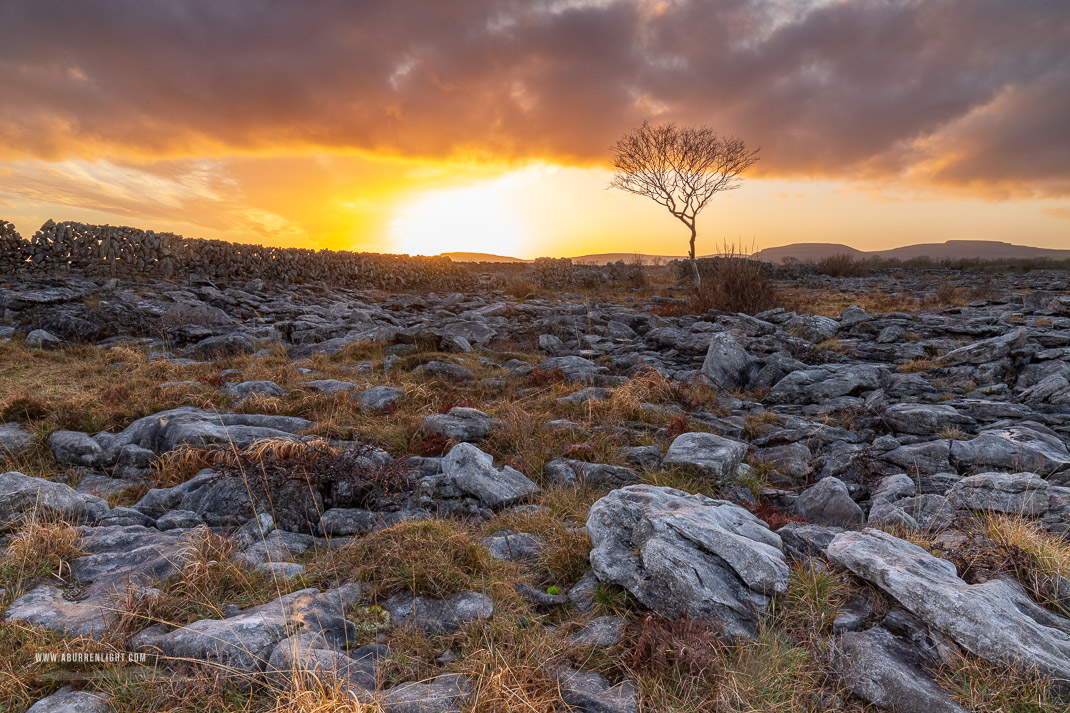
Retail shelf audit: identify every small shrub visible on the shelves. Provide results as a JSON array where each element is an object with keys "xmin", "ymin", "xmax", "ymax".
[
  {"xmin": 814, "ymin": 253, "xmax": 867, "ymax": 277},
  {"xmin": 620, "ymin": 614, "xmax": 724, "ymax": 679},
  {"xmin": 690, "ymin": 256, "xmax": 782, "ymax": 315}
]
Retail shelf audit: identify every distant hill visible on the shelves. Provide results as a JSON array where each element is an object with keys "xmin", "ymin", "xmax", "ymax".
[
  {"xmin": 444, "ymin": 240, "xmax": 1070, "ymax": 265},
  {"xmin": 755, "ymin": 240, "xmax": 1070, "ymax": 263},
  {"xmin": 569, "ymin": 252, "xmax": 690, "ymax": 264},
  {"xmin": 440, "ymin": 252, "xmax": 529, "ymax": 263},
  {"xmin": 753, "ymin": 244, "xmax": 865, "ymax": 263}
]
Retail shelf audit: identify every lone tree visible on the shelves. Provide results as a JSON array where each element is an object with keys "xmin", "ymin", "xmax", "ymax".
[{"xmin": 610, "ymin": 121, "xmax": 760, "ymax": 288}]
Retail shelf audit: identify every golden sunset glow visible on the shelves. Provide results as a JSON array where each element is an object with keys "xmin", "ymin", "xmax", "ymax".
[{"xmin": 0, "ymin": 1, "xmax": 1066, "ymax": 257}]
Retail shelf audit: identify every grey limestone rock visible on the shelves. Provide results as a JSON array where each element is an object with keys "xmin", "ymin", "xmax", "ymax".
[
  {"xmin": 0, "ymin": 471, "xmax": 86, "ymax": 530},
  {"xmin": 384, "ymin": 591, "xmax": 493, "ymax": 635},
  {"xmin": 421, "ymin": 407, "xmax": 500, "ymax": 443},
  {"xmin": 25, "ymin": 687, "xmax": 112, "ymax": 713},
  {"xmin": 442, "ymin": 442, "xmax": 540, "ymax": 508},
  {"xmin": 662, "ymin": 432, "xmax": 747, "ymax": 481},
  {"xmin": 836, "ymin": 627, "xmax": 967, "ymax": 713},
  {"xmin": 795, "ymin": 476, "xmax": 863, "ymax": 527},
  {"xmin": 826, "ymin": 528, "xmax": 1070, "ymax": 681},
  {"xmin": 587, "ymin": 484, "xmax": 788, "ymax": 637}
]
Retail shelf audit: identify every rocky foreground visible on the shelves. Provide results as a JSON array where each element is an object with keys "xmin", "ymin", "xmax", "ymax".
[{"xmin": 2, "ymin": 270, "xmax": 1070, "ymax": 712}]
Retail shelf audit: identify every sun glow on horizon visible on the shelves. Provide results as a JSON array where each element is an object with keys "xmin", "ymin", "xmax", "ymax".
[{"xmin": 388, "ymin": 165, "xmax": 556, "ymax": 256}]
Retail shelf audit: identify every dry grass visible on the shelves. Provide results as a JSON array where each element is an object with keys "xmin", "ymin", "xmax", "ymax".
[
  {"xmin": 0, "ymin": 622, "xmax": 131, "ymax": 712},
  {"xmin": 94, "ymin": 663, "xmax": 263, "ymax": 713},
  {"xmin": 152, "ymin": 438, "xmax": 337, "ymax": 488},
  {"xmin": 897, "ymin": 357, "xmax": 938, "ymax": 373},
  {"xmin": 331, "ymin": 519, "xmax": 505, "ymax": 601},
  {"xmin": 772, "ymin": 564, "xmax": 850, "ymax": 642},
  {"xmin": 269, "ymin": 670, "xmax": 375, "ymax": 713},
  {"xmin": 0, "ymin": 514, "xmax": 85, "ymax": 598},
  {"xmin": 936, "ymin": 650, "xmax": 1067, "ymax": 712},
  {"xmin": 983, "ymin": 514, "xmax": 1070, "ymax": 614},
  {"xmin": 691, "ymin": 254, "xmax": 782, "ymax": 316},
  {"xmin": 149, "ymin": 526, "xmax": 286, "ymax": 625}
]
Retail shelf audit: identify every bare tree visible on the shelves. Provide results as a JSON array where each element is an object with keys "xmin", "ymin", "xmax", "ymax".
[{"xmin": 610, "ymin": 121, "xmax": 760, "ymax": 288}]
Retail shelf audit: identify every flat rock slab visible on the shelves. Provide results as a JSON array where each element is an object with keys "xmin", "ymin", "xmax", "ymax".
[
  {"xmin": 0, "ymin": 471, "xmax": 87, "ymax": 530},
  {"xmin": 132, "ymin": 585, "xmax": 361, "ymax": 673},
  {"xmin": 765, "ymin": 364, "xmax": 881, "ymax": 405},
  {"xmin": 379, "ymin": 673, "xmax": 472, "ymax": 713},
  {"xmin": 949, "ymin": 425, "xmax": 1070, "ymax": 479},
  {"xmin": 587, "ymin": 484, "xmax": 787, "ymax": 638},
  {"xmin": 948, "ymin": 472, "xmax": 1050, "ymax": 515},
  {"xmin": 385, "ymin": 591, "xmax": 493, "ymax": 635},
  {"xmin": 826, "ymin": 528, "xmax": 1070, "ymax": 682},
  {"xmin": 837, "ymin": 627, "xmax": 967, "ymax": 713},
  {"xmin": 25, "ymin": 686, "xmax": 112, "ymax": 713},
  {"xmin": 421, "ymin": 407, "xmax": 500, "ymax": 443}
]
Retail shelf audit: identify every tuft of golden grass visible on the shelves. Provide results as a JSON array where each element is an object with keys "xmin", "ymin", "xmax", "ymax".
[
  {"xmin": 606, "ymin": 368, "xmax": 674, "ymax": 420},
  {"xmin": 147, "ymin": 526, "xmax": 287, "ymax": 625},
  {"xmin": 897, "ymin": 357, "xmax": 938, "ymax": 373},
  {"xmin": 331, "ymin": 519, "xmax": 505, "ymax": 601},
  {"xmin": 772, "ymin": 563, "xmax": 850, "ymax": 642},
  {"xmin": 269, "ymin": 670, "xmax": 375, "ymax": 713},
  {"xmin": 152, "ymin": 438, "xmax": 337, "ymax": 488},
  {"xmin": 1, "ymin": 514, "xmax": 85, "ymax": 597},
  {"xmin": 983, "ymin": 514, "xmax": 1070, "ymax": 614}
]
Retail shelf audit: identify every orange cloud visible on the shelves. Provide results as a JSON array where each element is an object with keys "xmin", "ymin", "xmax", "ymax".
[{"xmin": 0, "ymin": 0, "xmax": 1066, "ymax": 197}]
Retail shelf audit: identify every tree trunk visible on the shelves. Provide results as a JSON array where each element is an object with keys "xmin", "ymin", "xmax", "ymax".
[{"xmin": 688, "ymin": 224, "xmax": 701, "ymax": 290}]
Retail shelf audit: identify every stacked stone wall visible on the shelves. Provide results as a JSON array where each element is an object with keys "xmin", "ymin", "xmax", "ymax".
[{"xmin": 0, "ymin": 219, "xmax": 480, "ymax": 290}]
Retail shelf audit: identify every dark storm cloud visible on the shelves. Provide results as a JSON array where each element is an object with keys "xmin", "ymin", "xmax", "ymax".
[{"xmin": 1, "ymin": 0, "xmax": 1067, "ymax": 193}]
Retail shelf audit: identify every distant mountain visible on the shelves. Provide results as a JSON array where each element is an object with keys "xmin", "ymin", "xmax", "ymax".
[
  {"xmin": 755, "ymin": 240, "xmax": 1070, "ymax": 263},
  {"xmin": 440, "ymin": 252, "xmax": 529, "ymax": 263}
]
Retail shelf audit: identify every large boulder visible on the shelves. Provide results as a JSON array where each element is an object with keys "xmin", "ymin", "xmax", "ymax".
[
  {"xmin": 826, "ymin": 529, "xmax": 1070, "ymax": 682},
  {"xmin": 97, "ymin": 407, "xmax": 313, "ymax": 461},
  {"xmin": 587, "ymin": 484, "xmax": 788, "ymax": 637},
  {"xmin": 48, "ymin": 430, "xmax": 106, "ymax": 467},
  {"xmin": 0, "ymin": 471, "xmax": 86, "ymax": 530},
  {"xmin": 662, "ymin": 432, "xmax": 747, "ymax": 481},
  {"xmin": 700, "ymin": 333, "xmax": 757, "ymax": 391},
  {"xmin": 442, "ymin": 443, "xmax": 540, "ymax": 508}
]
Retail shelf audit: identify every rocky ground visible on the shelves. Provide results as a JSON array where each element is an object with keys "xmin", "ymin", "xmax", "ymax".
[{"xmin": 1, "ymin": 268, "xmax": 1069, "ymax": 712}]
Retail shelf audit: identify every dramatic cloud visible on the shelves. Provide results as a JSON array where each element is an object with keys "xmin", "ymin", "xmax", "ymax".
[{"xmin": 1, "ymin": 0, "xmax": 1067, "ymax": 195}]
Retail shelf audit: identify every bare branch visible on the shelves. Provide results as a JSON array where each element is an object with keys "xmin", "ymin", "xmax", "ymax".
[{"xmin": 609, "ymin": 121, "xmax": 759, "ymax": 288}]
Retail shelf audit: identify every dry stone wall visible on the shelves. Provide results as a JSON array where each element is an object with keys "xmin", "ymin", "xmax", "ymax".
[{"xmin": 0, "ymin": 220, "xmax": 480, "ymax": 290}]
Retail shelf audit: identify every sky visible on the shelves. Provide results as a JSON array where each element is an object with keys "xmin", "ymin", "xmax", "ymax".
[{"xmin": 1, "ymin": 0, "xmax": 1068, "ymax": 258}]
